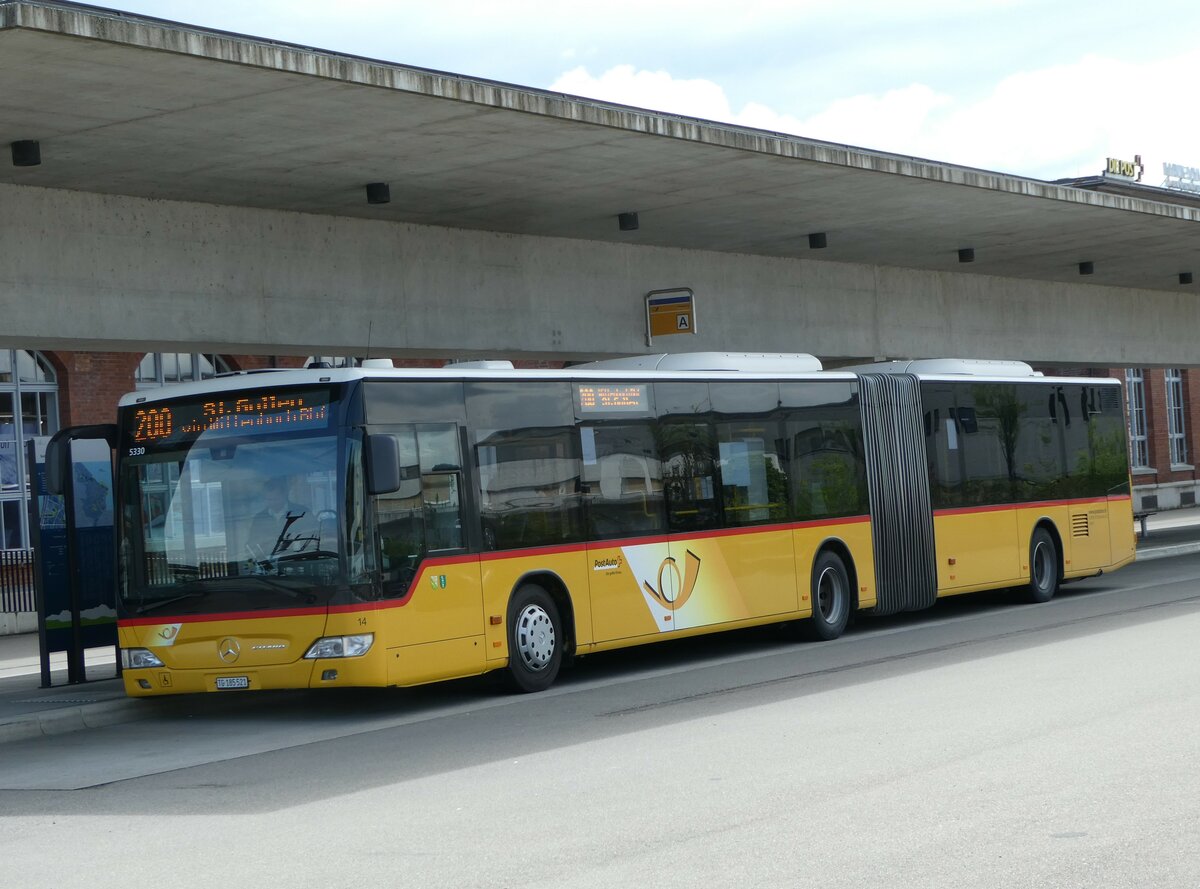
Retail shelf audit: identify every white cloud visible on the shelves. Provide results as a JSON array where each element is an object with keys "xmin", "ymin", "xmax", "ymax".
[
  {"xmin": 552, "ymin": 65, "xmax": 737, "ymax": 120},
  {"xmin": 550, "ymin": 50, "xmax": 1200, "ymax": 181}
]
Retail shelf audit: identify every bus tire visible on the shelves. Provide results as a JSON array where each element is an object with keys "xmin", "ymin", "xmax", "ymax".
[
  {"xmin": 1026, "ymin": 527, "xmax": 1060, "ymax": 603},
  {"xmin": 505, "ymin": 584, "xmax": 563, "ymax": 693},
  {"xmin": 803, "ymin": 550, "xmax": 851, "ymax": 641}
]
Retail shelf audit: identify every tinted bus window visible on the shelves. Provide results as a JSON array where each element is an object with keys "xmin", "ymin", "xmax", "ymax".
[
  {"xmin": 580, "ymin": 424, "xmax": 666, "ymax": 539},
  {"xmin": 374, "ymin": 426, "xmax": 425, "ymax": 596},
  {"xmin": 779, "ymin": 381, "xmax": 867, "ymax": 520},
  {"xmin": 1010, "ymin": 384, "xmax": 1064, "ymax": 501},
  {"xmin": 467, "ymin": 382, "xmax": 582, "ymax": 550},
  {"xmin": 1062, "ymin": 384, "xmax": 1129, "ymax": 498},
  {"xmin": 654, "ymin": 383, "xmax": 719, "ymax": 532},
  {"xmin": 711, "ymin": 382, "xmax": 787, "ymax": 526},
  {"xmin": 957, "ymin": 385, "xmax": 1015, "ymax": 506},
  {"xmin": 922, "ymin": 384, "xmax": 965, "ymax": 509}
]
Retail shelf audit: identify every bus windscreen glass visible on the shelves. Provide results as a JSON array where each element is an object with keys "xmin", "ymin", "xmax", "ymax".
[{"xmin": 118, "ymin": 386, "xmax": 347, "ymax": 616}]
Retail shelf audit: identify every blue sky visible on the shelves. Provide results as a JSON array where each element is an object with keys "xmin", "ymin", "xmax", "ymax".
[{"xmin": 108, "ymin": 0, "xmax": 1200, "ymax": 180}]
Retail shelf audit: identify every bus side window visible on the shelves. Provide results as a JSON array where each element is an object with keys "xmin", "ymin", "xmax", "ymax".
[
  {"xmin": 660, "ymin": 423, "xmax": 720, "ymax": 532},
  {"xmin": 582, "ymin": 425, "xmax": 665, "ymax": 539},
  {"xmin": 416, "ymin": 424, "xmax": 464, "ymax": 552},
  {"xmin": 375, "ymin": 427, "xmax": 424, "ymax": 597}
]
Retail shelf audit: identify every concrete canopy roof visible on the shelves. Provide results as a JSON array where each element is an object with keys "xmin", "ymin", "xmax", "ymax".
[{"xmin": 2, "ymin": 0, "xmax": 1199, "ymax": 294}]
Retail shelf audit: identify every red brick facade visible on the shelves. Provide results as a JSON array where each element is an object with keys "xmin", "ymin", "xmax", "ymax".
[{"xmin": 1122, "ymin": 366, "xmax": 1200, "ymax": 510}]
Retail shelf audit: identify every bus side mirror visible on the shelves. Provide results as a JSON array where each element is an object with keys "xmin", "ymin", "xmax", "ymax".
[
  {"xmin": 366, "ymin": 433, "xmax": 402, "ymax": 496},
  {"xmin": 45, "ymin": 424, "xmax": 118, "ymax": 495},
  {"xmin": 45, "ymin": 439, "xmax": 68, "ymax": 496}
]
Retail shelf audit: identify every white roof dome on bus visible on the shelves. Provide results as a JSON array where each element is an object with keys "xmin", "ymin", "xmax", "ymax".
[
  {"xmin": 575, "ymin": 352, "xmax": 823, "ymax": 373},
  {"xmin": 839, "ymin": 358, "xmax": 1040, "ymax": 377}
]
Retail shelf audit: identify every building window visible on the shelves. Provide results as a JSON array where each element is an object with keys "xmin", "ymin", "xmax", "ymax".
[
  {"xmin": 1166, "ymin": 368, "xmax": 1188, "ymax": 466},
  {"xmin": 1125, "ymin": 368, "xmax": 1149, "ymax": 469},
  {"xmin": 0, "ymin": 350, "xmax": 59, "ymax": 549},
  {"xmin": 135, "ymin": 353, "xmax": 230, "ymax": 389}
]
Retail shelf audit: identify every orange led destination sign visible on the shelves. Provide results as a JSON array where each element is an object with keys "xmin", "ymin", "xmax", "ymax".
[
  {"xmin": 576, "ymin": 383, "xmax": 650, "ymax": 413},
  {"xmin": 130, "ymin": 389, "xmax": 331, "ymax": 446}
]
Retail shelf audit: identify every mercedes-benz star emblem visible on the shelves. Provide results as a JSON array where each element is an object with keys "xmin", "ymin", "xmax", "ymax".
[{"xmin": 218, "ymin": 638, "xmax": 241, "ymax": 663}]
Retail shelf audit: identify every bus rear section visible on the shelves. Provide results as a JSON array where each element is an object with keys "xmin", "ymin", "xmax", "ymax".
[{"xmin": 852, "ymin": 361, "xmax": 1134, "ymax": 611}]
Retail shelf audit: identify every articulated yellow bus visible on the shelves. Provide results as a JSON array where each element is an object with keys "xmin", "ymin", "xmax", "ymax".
[{"xmin": 52, "ymin": 352, "xmax": 1134, "ymax": 696}]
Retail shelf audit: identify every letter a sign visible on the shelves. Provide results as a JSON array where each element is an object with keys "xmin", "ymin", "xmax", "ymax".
[{"xmin": 645, "ymin": 288, "xmax": 696, "ymax": 344}]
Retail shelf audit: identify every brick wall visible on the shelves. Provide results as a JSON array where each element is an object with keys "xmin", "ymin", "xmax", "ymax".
[
  {"xmin": 1142, "ymin": 368, "xmax": 1199, "ymax": 485},
  {"xmin": 225, "ymin": 355, "xmax": 305, "ymax": 371},
  {"xmin": 46, "ymin": 350, "xmax": 141, "ymax": 426}
]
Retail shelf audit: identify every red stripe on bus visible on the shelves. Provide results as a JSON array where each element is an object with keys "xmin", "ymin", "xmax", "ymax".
[
  {"xmin": 118, "ymin": 514, "xmax": 875, "ymax": 624},
  {"xmin": 121, "ymin": 606, "xmax": 330, "ymax": 626}
]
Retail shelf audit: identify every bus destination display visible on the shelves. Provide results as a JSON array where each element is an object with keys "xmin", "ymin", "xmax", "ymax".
[
  {"xmin": 131, "ymin": 389, "xmax": 331, "ymax": 446},
  {"xmin": 575, "ymin": 383, "xmax": 650, "ymax": 413}
]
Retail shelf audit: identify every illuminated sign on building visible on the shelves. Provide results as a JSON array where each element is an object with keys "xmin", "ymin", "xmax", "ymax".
[
  {"xmin": 1163, "ymin": 162, "xmax": 1200, "ymax": 194},
  {"xmin": 1103, "ymin": 155, "xmax": 1144, "ymax": 182}
]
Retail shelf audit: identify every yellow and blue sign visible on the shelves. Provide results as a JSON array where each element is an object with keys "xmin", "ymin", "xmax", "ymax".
[{"xmin": 645, "ymin": 288, "xmax": 696, "ymax": 343}]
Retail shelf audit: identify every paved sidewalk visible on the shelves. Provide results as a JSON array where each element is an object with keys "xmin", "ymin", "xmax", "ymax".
[
  {"xmin": 1, "ymin": 508, "xmax": 1198, "ymax": 744},
  {"xmin": 0, "ymin": 634, "xmax": 139, "ymax": 744},
  {"xmin": 1130, "ymin": 506, "xmax": 1200, "ymax": 560}
]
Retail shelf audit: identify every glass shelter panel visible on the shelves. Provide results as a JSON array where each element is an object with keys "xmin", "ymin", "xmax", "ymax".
[{"xmin": 0, "ymin": 351, "xmax": 59, "ymax": 549}]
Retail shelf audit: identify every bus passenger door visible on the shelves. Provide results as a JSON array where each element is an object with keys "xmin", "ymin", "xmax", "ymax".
[
  {"xmin": 660, "ymin": 421, "xmax": 759, "ymax": 632},
  {"xmin": 588, "ymin": 537, "xmax": 674, "ymax": 640},
  {"xmin": 581, "ymin": 425, "xmax": 674, "ymax": 642},
  {"xmin": 375, "ymin": 425, "xmax": 484, "ymax": 685}
]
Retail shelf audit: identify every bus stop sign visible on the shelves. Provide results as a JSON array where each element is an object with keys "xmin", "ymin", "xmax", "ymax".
[{"xmin": 645, "ymin": 288, "xmax": 696, "ymax": 344}]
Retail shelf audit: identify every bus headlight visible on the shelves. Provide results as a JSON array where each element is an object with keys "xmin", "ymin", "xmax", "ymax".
[
  {"xmin": 304, "ymin": 634, "xmax": 374, "ymax": 659},
  {"xmin": 121, "ymin": 648, "xmax": 165, "ymax": 669}
]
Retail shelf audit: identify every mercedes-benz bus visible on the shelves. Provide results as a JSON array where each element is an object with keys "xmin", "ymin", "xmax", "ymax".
[{"xmin": 47, "ymin": 352, "xmax": 1135, "ymax": 696}]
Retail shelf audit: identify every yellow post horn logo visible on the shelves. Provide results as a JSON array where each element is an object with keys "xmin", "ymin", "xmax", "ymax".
[{"xmin": 642, "ymin": 549, "xmax": 702, "ymax": 610}]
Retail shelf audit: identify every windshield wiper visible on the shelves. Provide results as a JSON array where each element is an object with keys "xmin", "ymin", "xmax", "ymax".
[
  {"xmin": 132, "ymin": 575, "xmax": 319, "ymax": 613},
  {"xmin": 132, "ymin": 591, "xmax": 208, "ymax": 615},
  {"xmin": 270, "ymin": 550, "xmax": 340, "ymax": 564}
]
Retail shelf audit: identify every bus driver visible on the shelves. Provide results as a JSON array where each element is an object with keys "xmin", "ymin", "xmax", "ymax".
[{"xmin": 247, "ymin": 476, "xmax": 308, "ymax": 562}]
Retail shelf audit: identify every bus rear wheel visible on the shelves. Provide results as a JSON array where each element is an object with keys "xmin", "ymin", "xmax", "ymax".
[
  {"xmin": 506, "ymin": 584, "xmax": 563, "ymax": 693},
  {"xmin": 1026, "ymin": 527, "xmax": 1060, "ymax": 603},
  {"xmin": 803, "ymin": 551, "xmax": 851, "ymax": 641}
]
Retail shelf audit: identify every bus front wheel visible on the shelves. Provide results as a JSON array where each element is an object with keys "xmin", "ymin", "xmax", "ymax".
[
  {"xmin": 506, "ymin": 584, "xmax": 563, "ymax": 693},
  {"xmin": 803, "ymin": 551, "xmax": 851, "ymax": 641},
  {"xmin": 1026, "ymin": 528, "xmax": 1060, "ymax": 603}
]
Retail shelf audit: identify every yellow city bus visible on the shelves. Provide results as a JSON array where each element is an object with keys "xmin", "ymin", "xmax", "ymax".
[{"xmin": 52, "ymin": 352, "xmax": 1134, "ymax": 696}]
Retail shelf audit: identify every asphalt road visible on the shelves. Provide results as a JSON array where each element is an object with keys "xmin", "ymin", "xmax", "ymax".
[{"xmin": 3, "ymin": 554, "xmax": 1200, "ymax": 888}]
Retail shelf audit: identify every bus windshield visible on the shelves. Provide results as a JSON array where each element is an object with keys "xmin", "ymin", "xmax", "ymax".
[{"xmin": 119, "ymin": 390, "xmax": 350, "ymax": 616}]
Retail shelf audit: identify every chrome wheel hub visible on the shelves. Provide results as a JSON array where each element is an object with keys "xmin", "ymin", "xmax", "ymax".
[{"xmin": 515, "ymin": 604, "xmax": 556, "ymax": 671}]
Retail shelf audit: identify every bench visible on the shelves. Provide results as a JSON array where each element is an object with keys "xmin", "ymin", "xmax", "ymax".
[{"xmin": 1134, "ymin": 509, "xmax": 1157, "ymax": 538}]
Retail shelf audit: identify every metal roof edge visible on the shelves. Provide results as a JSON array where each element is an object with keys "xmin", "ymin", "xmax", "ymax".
[{"xmin": 6, "ymin": 2, "xmax": 1198, "ymax": 223}]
